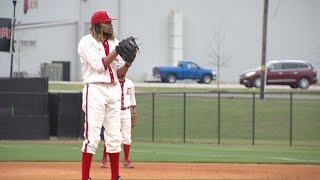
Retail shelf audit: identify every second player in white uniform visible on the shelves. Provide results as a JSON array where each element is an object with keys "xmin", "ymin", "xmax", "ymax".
[
  {"xmin": 119, "ymin": 77, "xmax": 137, "ymax": 168},
  {"xmin": 101, "ymin": 77, "xmax": 137, "ymax": 168}
]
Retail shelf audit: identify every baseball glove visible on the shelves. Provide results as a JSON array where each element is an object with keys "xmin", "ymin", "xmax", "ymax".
[{"xmin": 116, "ymin": 37, "xmax": 139, "ymax": 67}]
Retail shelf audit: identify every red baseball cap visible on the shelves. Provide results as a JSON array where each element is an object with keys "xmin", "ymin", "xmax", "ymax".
[{"xmin": 91, "ymin": 10, "xmax": 116, "ymax": 25}]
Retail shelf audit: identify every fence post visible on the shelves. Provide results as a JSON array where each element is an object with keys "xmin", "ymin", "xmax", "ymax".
[
  {"xmin": 252, "ymin": 93, "xmax": 255, "ymax": 145},
  {"xmin": 183, "ymin": 93, "xmax": 186, "ymax": 143},
  {"xmin": 152, "ymin": 93, "xmax": 155, "ymax": 142},
  {"xmin": 289, "ymin": 92, "xmax": 293, "ymax": 146},
  {"xmin": 217, "ymin": 92, "xmax": 221, "ymax": 145}
]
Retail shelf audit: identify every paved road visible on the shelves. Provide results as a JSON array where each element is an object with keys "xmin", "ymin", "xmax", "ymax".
[
  {"xmin": 50, "ymin": 80, "xmax": 320, "ymax": 91},
  {"xmin": 135, "ymin": 81, "xmax": 320, "ymax": 99},
  {"xmin": 136, "ymin": 80, "xmax": 320, "ymax": 90}
]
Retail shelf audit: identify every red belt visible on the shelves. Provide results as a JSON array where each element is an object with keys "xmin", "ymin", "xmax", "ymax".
[
  {"xmin": 92, "ymin": 82, "xmax": 107, "ymax": 84},
  {"xmin": 121, "ymin": 107, "xmax": 130, "ymax": 110},
  {"xmin": 86, "ymin": 82, "xmax": 116, "ymax": 85}
]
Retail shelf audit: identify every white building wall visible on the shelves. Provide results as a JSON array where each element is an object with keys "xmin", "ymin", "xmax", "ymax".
[
  {"xmin": 0, "ymin": 0, "xmax": 319, "ymax": 82},
  {"xmin": 120, "ymin": 0, "xmax": 265, "ymax": 82},
  {"xmin": 14, "ymin": 22, "xmax": 78, "ymax": 79},
  {"xmin": 267, "ymin": 0, "xmax": 320, "ymax": 69},
  {"xmin": 0, "ymin": 0, "xmax": 79, "ymax": 23},
  {"xmin": 0, "ymin": 0, "xmax": 81, "ymax": 80}
]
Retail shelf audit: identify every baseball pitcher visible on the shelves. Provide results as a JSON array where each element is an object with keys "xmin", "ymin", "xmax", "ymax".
[{"xmin": 78, "ymin": 10, "xmax": 138, "ymax": 180}]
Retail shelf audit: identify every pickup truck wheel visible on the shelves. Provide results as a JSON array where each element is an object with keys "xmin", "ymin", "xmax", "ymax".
[
  {"xmin": 167, "ymin": 74, "xmax": 176, "ymax": 83},
  {"xmin": 202, "ymin": 75, "xmax": 212, "ymax": 84}
]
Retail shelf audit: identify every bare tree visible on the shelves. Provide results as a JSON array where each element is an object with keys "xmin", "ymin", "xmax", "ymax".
[{"xmin": 207, "ymin": 32, "xmax": 231, "ymax": 89}]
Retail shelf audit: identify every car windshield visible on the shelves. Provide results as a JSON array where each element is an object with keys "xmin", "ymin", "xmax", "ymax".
[
  {"xmin": 186, "ymin": 62, "xmax": 199, "ymax": 69},
  {"xmin": 268, "ymin": 63, "xmax": 283, "ymax": 70}
]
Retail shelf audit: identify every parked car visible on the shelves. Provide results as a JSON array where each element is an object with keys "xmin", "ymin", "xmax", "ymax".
[
  {"xmin": 239, "ymin": 60, "xmax": 318, "ymax": 89},
  {"xmin": 153, "ymin": 60, "xmax": 216, "ymax": 84}
]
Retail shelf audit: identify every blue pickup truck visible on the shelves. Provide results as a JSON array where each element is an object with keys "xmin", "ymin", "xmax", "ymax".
[{"xmin": 152, "ymin": 60, "xmax": 216, "ymax": 84}]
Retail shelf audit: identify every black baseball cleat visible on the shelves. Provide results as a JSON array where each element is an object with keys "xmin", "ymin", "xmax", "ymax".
[
  {"xmin": 116, "ymin": 176, "xmax": 122, "ymax": 180},
  {"xmin": 86, "ymin": 178, "xmax": 92, "ymax": 180}
]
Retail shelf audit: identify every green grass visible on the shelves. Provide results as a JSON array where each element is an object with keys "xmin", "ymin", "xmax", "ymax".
[
  {"xmin": 133, "ymin": 93, "xmax": 320, "ymax": 146},
  {"xmin": 49, "ymin": 82, "xmax": 83, "ymax": 91},
  {"xmin": 0, "ymin": 141, "xmax": 319, "ymax": 164},
  {"xmin": 47, "ymin": 82, "xmax": 320, "ymax": 146},
  {"xmin": 39, "ymin": 82, "xmax": 320, "ymax": 165}
]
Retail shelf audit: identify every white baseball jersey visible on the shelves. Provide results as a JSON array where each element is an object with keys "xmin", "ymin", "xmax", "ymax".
[
  {"xmin": 120, "ymin": 78, "xmax": 136, "ymax": 109},
  {"xmin": 120, "ymin": 78, "xmax": 136, "ymax": 145},
  {"xmin": 78, "ymin": 34, "xmax": 125, "ymax": 84}
]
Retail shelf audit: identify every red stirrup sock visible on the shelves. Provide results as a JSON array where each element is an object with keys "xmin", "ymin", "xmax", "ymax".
[
  {"xmin": 123, "ymin": 144, "xmax": 130, "ymax": 161},
  {"xmin": 108, "ymin": 152, "xmax": 120, "ymax": 180},
  {"xmin": 82, "ymin": 152, "xmax": 93, "ymax": 180}
]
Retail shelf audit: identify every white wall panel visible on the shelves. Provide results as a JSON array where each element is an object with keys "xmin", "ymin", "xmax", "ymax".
[
  {"xmin": 120, "ymin": 0, "xmax": 264, "ymax": 82},
  {"xmin": 0, "ymin": 0, "xmax": 79, "ymax": 23},
  {"xmin": 0, "ymin": 52, "xmax": 11, "ymax": 77},
  {"xmin": 1, "ymin": 0, "xmax": 319, "ymax": 82},
  {"xmin": 267, "ymin": 0, "xmax": 320, "ymax": 74},
  {"xmin": 9, "ymin": 23, "xmax": 78, "ymax": 79}
]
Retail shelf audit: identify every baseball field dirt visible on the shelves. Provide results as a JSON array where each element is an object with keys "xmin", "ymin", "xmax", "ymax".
[{"xmin": 1, "ymin": 162, "xmax": 320, "ymax": 179}]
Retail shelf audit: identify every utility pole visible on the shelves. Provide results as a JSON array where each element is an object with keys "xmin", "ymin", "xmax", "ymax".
[
  {"xmin": 260, "ymin": 0, "xmax": 269, "ymax": 99},
  {"xmin": 10, "ymin": 0, "xmax": 17, "ymax": 78}
]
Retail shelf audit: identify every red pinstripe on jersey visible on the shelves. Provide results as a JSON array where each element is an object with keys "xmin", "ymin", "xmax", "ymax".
[
  {"xmin": 101, "ymin": 40, "xmax": 114, "ymax": 83},
  {"xmin": 120, "ymin": 80, "xmax": 125, "ymax": 109},
  {"xmin": 84, "ymin": 84, "xmax": 89, "ymax": 152}
]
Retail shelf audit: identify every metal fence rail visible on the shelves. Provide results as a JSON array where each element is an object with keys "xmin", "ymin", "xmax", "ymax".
[
  {"xmin": 134, "ymin": 92, "xmax": 320, "ymax": 146},
  {"xmin": 0, "ymin": 91, "xmax": 319, "ymax": 146}
]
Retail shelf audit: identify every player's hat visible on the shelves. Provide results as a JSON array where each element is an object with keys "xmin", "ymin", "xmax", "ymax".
[{"xmin": 91, "ymin": 10, "xmax": 117, "ymax": 25}]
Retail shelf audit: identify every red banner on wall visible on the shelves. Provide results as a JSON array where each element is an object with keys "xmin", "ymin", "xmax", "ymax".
[{"xmin": 0, "ymin": 18, "xmax": 12, "ymax": 52}]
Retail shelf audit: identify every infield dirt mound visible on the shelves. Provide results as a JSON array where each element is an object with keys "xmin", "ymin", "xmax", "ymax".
[{"xmin": 1, "ymin": 162, "xmax": 319, "ymax": 179}]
